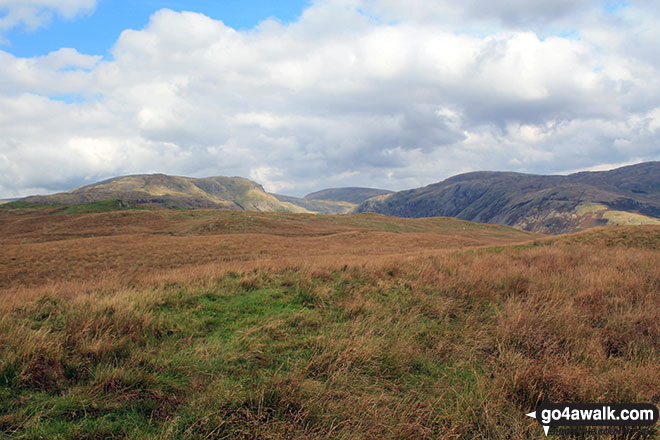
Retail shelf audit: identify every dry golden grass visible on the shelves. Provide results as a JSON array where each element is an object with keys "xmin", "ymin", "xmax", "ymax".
[
  {"xmin": 0, "ymin": 209, "xmax": 538, "ymax": 297},
  {"xmin": 1, "ymin": 207, "xmax": 658, "ymax": 439}
]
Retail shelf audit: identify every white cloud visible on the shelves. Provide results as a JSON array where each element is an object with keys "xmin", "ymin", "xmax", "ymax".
[
  {"xmin": 0, "ymin": 1, "xmax": 659, "ymax": 198},
  {"xmin": 0, "ymin": 0, "xmax": 96, "ymax": 39},
  {"xmin": 357, "ymin": 0, "xmax": 605, "ymax": 32},
  {"xmin": 249, "ymin": 166, "xmax": 290, "ymax": 193}
]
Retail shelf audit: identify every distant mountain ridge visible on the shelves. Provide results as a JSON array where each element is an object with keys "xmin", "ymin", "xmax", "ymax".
[
  {"xmin": 355, "ymin": 162, "xmax": 660, "ymax": 234},
  {"xmin": 23, "ymin": 174, "xmax": 319, "ymax": 213},
  {"xmin": 304, "ymin": 187, "xmax": 393, "ymax": 204},
  {"xmin": 20, "ymin": 174, "xmax": 370, "ymax": 215},
  {"xmin": 271, "ymin": 194, "xmax": 356, "ymax": 214},
  {"xmin": 15, "ymin": 162, "xmax": 660, "ymax": 234}
]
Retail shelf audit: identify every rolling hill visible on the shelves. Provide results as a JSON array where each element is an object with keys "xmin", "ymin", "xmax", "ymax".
[
  {"xmin": 20, "ymin": 174, "xmax": 351, "ymax": 214},
  {"xmin": 354, "ymin": 161, "xmax": 660, "ymax": 234},
  {"xmin": 18, "ymin": 175, "xmax": 393, "ymax": 215}
]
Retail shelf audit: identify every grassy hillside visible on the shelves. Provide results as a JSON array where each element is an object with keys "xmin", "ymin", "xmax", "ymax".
[
  {"xmin": 0, "ymin": 209, "xmax": 658, "ymax": 439},
  {"xmin": 19, "ymin": 174, "xmax": 344, "ymax": 214},
  {"xmin": 355, "ymin": 161, "xmax": 660, "ymax": 234},
  {"xmin": 2, "ymin": 199, "xmax": 142, "ymax": 215},
  {"xmin": 304, "ymin": 187, "xmax": 393, "ymax": 204},
  {"xmin": 14, "ymin": 176, "xmax": 391, "ymax": 215}
]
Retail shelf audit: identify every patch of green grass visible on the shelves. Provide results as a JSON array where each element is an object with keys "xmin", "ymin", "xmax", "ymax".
[
  {"xmin": 0, "ymin": 201, "xmax": 59, "ymax": 210},
  {"xmin": 1, "ymin": 275, "xmax": 351, "ymax": 438},
  {"xmin": 0, "ymin": 199, "xmax": 143, "ymax": 215},
  {"xmin": 574, "ymin": 203, "xmax": 607, "ymax": 216},
  {"xmin": 1, "ymin": 268, "xmax": 466, "ymax": 438},
  {"xmin": 602, "ymin": 209, "xmax": 660, "ymax": 226},
  {"xmin": 55, "ymin": 200, "xmax": 141, "ymax": 215},
  {"xmin": 3, "ymin": 236, "xmax": 658, "ymax": 438}
]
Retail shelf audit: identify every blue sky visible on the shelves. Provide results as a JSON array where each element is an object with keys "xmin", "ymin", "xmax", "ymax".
[
  {"xmin": 0, "ymin": 0, "xmax": 658, "ymax": 198},
  {"xmin": 1, "ymin": 0, "xmax": 310, "ymax": 58}
]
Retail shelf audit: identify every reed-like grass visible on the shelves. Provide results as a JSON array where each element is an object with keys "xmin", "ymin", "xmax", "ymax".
[{"xmin": 1, "ymin": 210, "xmax": 658, "ymax": 439}]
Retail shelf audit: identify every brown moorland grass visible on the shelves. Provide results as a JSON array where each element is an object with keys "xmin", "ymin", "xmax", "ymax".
[
  {"xmin": 0, "ymin": 208, "xmax": 659, "ymax": 439},
  {"xmin": 0, "ymin": 209, "xmax": 539, "ymax": 293}
]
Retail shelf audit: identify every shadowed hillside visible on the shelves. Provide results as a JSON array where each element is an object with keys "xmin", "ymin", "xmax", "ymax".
[{"xmin": 355, "ymin": 161, "xmax": 660, "ymax": 234}]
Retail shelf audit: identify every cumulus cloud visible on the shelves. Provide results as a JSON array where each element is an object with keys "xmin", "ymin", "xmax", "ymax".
[
  {"xmin": 0, "ymin": 0, "xmax": 659, "ymax": 198},
  {"xmin": 363, "ymin": 0, "xmax": 599, "ymax": 28},
  {"xmin": 0, "ymin": 0, "xmax": 96, "ymax": 40}
]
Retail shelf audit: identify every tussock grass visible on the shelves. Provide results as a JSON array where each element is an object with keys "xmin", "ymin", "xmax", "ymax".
[{"xmin": 0, "ymin": 211, "xmax": 658, "ymax": 439}]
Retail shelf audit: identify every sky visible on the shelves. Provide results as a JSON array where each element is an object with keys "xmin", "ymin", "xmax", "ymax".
[{"xmin": 0, "ymin": 0, "xmax": 659, "ymax": 198}]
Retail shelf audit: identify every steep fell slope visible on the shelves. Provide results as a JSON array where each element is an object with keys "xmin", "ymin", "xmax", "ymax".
[
  {"xmin": 355, "ymin": 162, "xmax": 660, "ymax": 234},
  {"xmin": 22, "ymin": 174, "xmax": 313, "ymax": 212}
]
